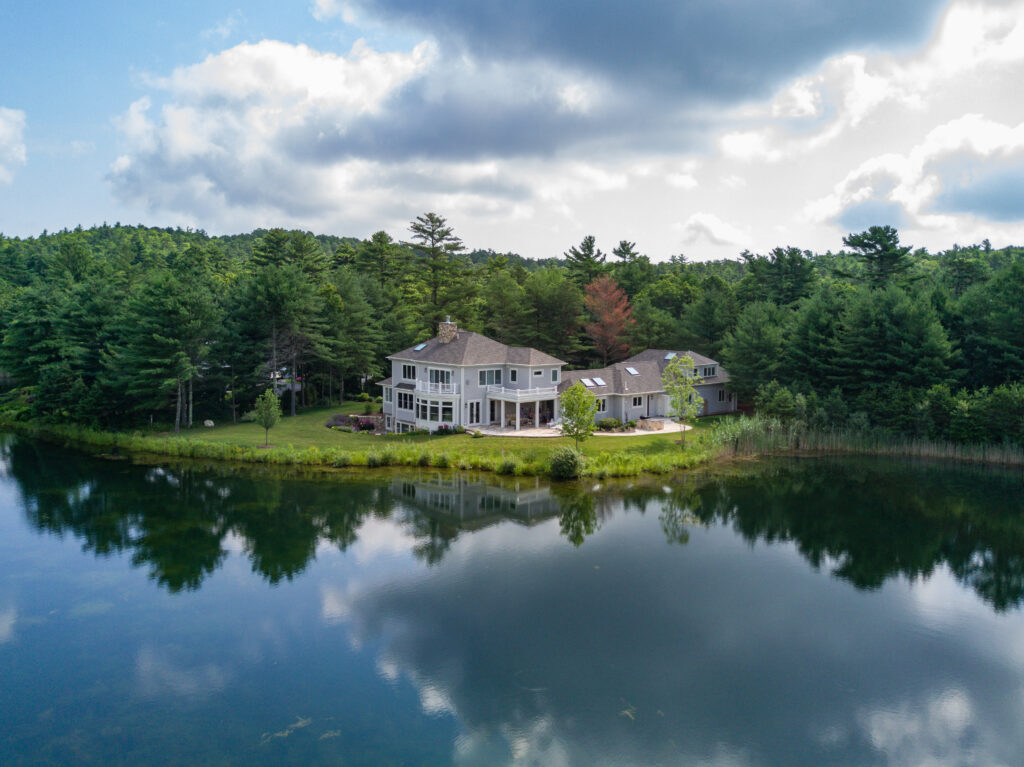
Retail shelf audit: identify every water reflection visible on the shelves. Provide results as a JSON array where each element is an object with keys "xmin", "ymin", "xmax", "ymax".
[{"xmin": 5, "ymin": 435, "xmax": 1024, "ymax": 613}]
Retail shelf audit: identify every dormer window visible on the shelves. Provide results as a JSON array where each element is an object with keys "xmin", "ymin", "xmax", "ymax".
[{"xmin": 701, "ymin": 366, "xmax": 716, "ymax": 378}]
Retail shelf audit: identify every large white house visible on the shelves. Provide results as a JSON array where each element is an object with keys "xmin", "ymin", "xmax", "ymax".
[{"xmin": 378, "ymin": 320, "xmax": 736, "ymax": 433}]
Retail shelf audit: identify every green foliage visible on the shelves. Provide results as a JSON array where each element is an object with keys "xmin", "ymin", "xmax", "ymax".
[
  {"xmin": 548, "ymin": 446, "xmax": 584, "ymax": 480},
  {"xmin": 661, "ymin": 355, "xmax": 704, "ymax": 445},
  {"xmin": 721, "ymin": 301, "xmax": 790, "ymax": 401},
  {"xmin": 597, "ymin": 417, "xmax": 622, "ymax": 431},
  {"xmin": 252, "ymin": 389, "xmax": 281, "ymax": 445},
  {"xmin": 559, "ymin": 382, "xmax": 598, "ymax": 450}
]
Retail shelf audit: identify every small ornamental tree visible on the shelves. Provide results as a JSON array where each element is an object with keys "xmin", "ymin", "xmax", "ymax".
[
  {"xmin": 559, "ymin": 381, "xmax": 598, "ymax": 450},
  {"xmin": 253, "ymin": 388, "xmax": 282, "ymax": 446},
  {"xmin": 662, "ymin": 355, "xmax": 704, "ymax": 447}
]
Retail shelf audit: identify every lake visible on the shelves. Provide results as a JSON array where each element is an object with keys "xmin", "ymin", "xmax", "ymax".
[{"xmin": 1, "ymin": 434, "xmax": 1023, "ymax": 766}]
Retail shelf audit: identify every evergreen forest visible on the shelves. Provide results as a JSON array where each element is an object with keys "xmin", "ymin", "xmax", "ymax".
[{"xmin": 1, "ymin": 215, "xmax": 1022, "ymax": 446}]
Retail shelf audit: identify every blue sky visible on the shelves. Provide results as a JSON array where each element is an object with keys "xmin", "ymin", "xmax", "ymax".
[{"xmin": 2, "ymin": 0, "xmax": 1024, "ymax": 259}]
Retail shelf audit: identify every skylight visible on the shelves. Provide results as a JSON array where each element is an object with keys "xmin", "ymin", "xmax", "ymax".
[
  {"xmin": 593, "ymin": 377, "xmax": 606, "ymax": 386},
  {"xmin": 413, "ymin": 343, "xmax": 427, "ymax": 351},
  {"xmin": 664, "ymin": 352, "xmax": 676, "ymax": 360},
  {"xmin": 625, "ymin": 367, "xmax": 639, "ymax": 375},
  {"xmin": 581, "ymin": 378, "xmax": 595, "ymax": 387}
]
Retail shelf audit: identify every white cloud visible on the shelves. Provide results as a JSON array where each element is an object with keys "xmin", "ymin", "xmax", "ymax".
[
  {"xmin": 675, "ymin": 212, "xmax": 751, "ymax": 248},
  {"xmin": 202, "ymin": 10, "xmax": 244, "ymax": 40},
  {"xmin": 0, "ymin": 107, "xmax": 27, "ymax": 184}
]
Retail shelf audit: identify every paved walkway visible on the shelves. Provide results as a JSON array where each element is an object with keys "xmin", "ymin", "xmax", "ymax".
[{"xmin": 474, "ymin": 418, "xmax": 692, "ymax": 438}]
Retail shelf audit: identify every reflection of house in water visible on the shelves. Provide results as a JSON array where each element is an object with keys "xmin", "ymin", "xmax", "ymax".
[{"xmin": 392, "ymin": 473, "xmax": 559, "ymax": 526}]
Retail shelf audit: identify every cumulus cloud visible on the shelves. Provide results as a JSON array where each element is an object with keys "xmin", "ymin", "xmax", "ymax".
[
  {"xmin": 675, "ymin": 213, "xmax": 751, "ymax": 248},
  {"xmin": 0, "ymin": 107, "xmax": 27, "ymax": 184}
]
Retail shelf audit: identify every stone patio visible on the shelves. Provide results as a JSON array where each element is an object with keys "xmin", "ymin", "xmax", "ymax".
[{"xmin": 473, "ymin": 418, "xmax": 692, "ymax": 438}]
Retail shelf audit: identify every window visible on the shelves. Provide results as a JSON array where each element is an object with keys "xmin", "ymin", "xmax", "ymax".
[
  {"xmin": 417, "ymin": 399, "xmax": 428, "ymax": 420},
  {"xmin": 429, "ymin": 368, "xmax": 451, "ymax": 386},
  {"xmin": 551, "ymin": 369, "xmax": 559, "ymax": 383},
  {"xmin": 533, "ymin": 369, "xmax": 542, "ymax": 377},
  {"xmin": 510, "ymin": 369, "xmax": 517, "ymax": 383},
  {"xmin": 398, "ymin": 392, "xmax": 414, "ymax": 410},
  {"xmin": 429, "ymin": 401, "xmax": 439, "ymax": 422},
  {"xmin": 664, "ymin": 352, "xmax": 676, "ymax": 360},
  {"xmin": 596, "ymin": 398, "xmax": 606, "ymax": 412},
  {"xmin": 626, "ymin": 367, "xmax": 639, "ymax": 375},
  {"xmin": 718, "ymin": 390, "xmax": 725, "ymax": 402},
  {"xmin": 701, "ymin": 366, "xmax": 717, "ymax": 378},
  {"xmin": 384, "ymin": 388, "xmax": 392, "ymax": 402},
  {"xmin": 593, "ymin": 377, "xmax": 606, "ymax": 386},
  {"xmin": 402, "ymin": 364, "xmax": 416, "ymax": 380},
  {"xmin": 386, "ymin": 416, "xmax": 392, "ymax": 429},
  {"xmin": 441, "ymin": 402, "xmax": 453, "ymax": 422},
  {"xmin": 469, "ymin": 401, "xmax": 481, "ymax": 423},
  {"xmin": 479, "ymin": 369, "xmax": 502, "ymax": 386},
  {"xmin": 581, "ymin": 378, "xmax": 595, "ymax": 387},
  {"xmin": 632, "ymin": 396, "xmax": 642, "ymax": 407},
  {"xmin": 413, "ymin": 342, "xmax": 427, "ymax": 351}
]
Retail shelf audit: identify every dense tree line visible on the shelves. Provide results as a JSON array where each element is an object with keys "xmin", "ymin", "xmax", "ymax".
[{"xmin": 0, "ymin": 219, "xmax": 1022, "ymax": 441}]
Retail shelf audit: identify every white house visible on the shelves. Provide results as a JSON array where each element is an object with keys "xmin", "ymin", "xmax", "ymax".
[
  {"xmin": 378, "ymin": 320, "xmax": 565, "ymax": 433},
  {"xmin": 378, "ymin": 320, "xmax": 737, "ymax": 433}
]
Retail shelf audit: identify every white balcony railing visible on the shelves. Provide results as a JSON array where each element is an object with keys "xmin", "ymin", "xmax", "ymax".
[
  {"xmin": 414, "ymin": 381, "xmax": 460, "ymax": 395},
  {"xmin": 486, "ymin": 385, "xmax": 558, "ymax": 400}
]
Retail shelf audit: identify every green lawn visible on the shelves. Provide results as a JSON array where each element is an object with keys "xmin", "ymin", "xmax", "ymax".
[{"xmin": 187, "ymin": 405, "xmax": 721, "ymax": 461}]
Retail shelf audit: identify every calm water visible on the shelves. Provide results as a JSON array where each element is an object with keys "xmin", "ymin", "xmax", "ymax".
[{"xmin": 2, "ymin": 436, "xmax": 1024, "ymax": 766}]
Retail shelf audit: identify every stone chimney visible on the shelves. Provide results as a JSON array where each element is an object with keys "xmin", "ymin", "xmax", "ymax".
[{"xmin": 438, "ymin": 316, "xmax": 458, "ymax": 344}]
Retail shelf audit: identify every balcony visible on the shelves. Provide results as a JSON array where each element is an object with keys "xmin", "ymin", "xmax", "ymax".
[
  {"xmin": 414, "ymin": 381, "xmax": 460, "ymax": 395},
  {"xmin": 486, "ymin": 385, "xmax": 559, "ymax": 400}
]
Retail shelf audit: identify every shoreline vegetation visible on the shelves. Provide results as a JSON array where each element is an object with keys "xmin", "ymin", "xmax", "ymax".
[{"xmin": 2, "ymin": 408, "xmax": 1021, "ymax": 479}]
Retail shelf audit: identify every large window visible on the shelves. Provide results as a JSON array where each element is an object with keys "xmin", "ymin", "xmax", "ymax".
[
  {"xmin": 469, "ymin": 401, "xmax": 481, "ymax": 423},
  {"xmin": 429, "ymin": 368, "xmax": 451, "ymax": 385},
  {"xmin": 442, "ymin": 402, "xmax": 453, "ymax": 422},
  {"xmin": 632, "ymin": 396, "xmax": 643, "ymax": 407},
  {"xmin": 402, "ymin": 364, "xmax": 416, "ymax": 380},
  {"xmin": 397, "ymin": 392, "xmax": 414, "ymax": 410},
  {"xmin": 479, "ymin": 369, "xmax": 502, "ymax": 386}
]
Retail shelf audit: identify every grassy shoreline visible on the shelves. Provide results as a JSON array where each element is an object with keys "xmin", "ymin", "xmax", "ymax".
[
  {"xmin": 5, "ymin": 408, "xmax": 1021, "ymax": 479},
  {"xmin": 0, "ymin": 407, "xmax": 720, "ymax": 479}
]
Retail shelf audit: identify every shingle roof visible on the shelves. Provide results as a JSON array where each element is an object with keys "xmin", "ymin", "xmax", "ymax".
[
  {"xmin": 389, "ymin": 331, "xmax": 564, "ymax": 367},
  {"xmin": 376, "ymin": 377, "xmax": 393, "ymax": 387},
  {"xmin": 622, "ymin": 349, "xmax": 730, "ymax": 385},
  {"xmin": 559, "ymin": 350, "xmax": 731, "ymax": 395}
]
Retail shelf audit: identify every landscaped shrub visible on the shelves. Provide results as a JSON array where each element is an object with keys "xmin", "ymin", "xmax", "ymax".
[
  {"xmin": 357, "ymin": 392, "xmax": 371, "ymax": 402},
  {"xmin": 597, "ymin": 417, "xmax": 622, "ymax": 432},
  {"xmin": 496, "ymin": 456, "xmax": 520, "ymax": 475},
  {"xmin": 471, "ymin": 430, "xmax": 485, "ymax": 438},
  {"xmin": 626, "ymin": 419, "xmax": 637, "ymax": 429},
  {"xmin": 548, "ymin": 446, "xmax": 583, "ymax": 480}
]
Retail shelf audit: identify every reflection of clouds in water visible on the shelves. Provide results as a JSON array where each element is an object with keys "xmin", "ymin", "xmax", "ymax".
[
  {"xmin": 858, "ymin": 688, "xmax": 995, "ymax": 767},
  {"xmin": 352, "ymin": 517, "xmax": 418, "ymax": 564},
  {"xmin": 320, "ymin": 583, "xmax": 354, "ymax": 625},
  {"xmin": 0, "ymin": 602, "xmax": 15, "ymax": 643},
  {"xmin": 907, "ymin": 567, "xmax": 1024, "ymax": 667},
  {"xmin": 135, "ymin": 646, "xmax": 230, "ymax": 699}
]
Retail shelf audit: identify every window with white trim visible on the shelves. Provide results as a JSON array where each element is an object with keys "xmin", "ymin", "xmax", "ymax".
[
  {"xmin": 718, "ymin": 390, "xmax": 725, "ymax": 401},
  {"xmin": 469, "ymin": 401, "xmax": 481, "ymax": 423},
  {"xmin": 402, "ymin": 364, "xmax": 416, "ymax": 380},
  {"xmin": 397, "ymin": 392, "xmax": 414, "ymax": 410},
  {"xmin": 632, "ymin": 396, "xmax": 642, "ymax": 407},
  {"xmin": 701, "ymin": 366, "xmax": 716, "ymax": 378},
  {"xmin": 479, "ymin": 369, "xmax": 503, "ymax": 386},
  {"xmin": 510, "ymin": 369, "xmax": 517, "ymax": 383},
  {"xmin": 386, "ymin": 416, "xmax": 392, "ymax": 429},
  {"xmin": 384, "ymin": 388, "xmax": 392, "ymax": 402},
  {"xmin": 597, "ymin": 398, "xmax": 607, "ymax": 412},
  {"xmin": 551, "ymin": 369, "xmax": 559, "ymax": 383},
  {"xmin": 533, "ymin": 370, "xmax": 543, "ymax": 377},
  {"xmin": 429, "ymin": 368, "xmax": 451, "ymax": 386}
]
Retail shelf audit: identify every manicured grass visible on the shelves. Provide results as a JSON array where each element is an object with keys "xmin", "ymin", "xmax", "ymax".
[{"xmin": 190, "ymin": 405, "xmax": 719, "ymax": 459}]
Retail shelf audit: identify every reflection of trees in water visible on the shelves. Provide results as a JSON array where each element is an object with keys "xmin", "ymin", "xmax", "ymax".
[
  {"xmin": 636, "ymin": 459, "xmax": 1024, "ymax": 611},
  {"xmin": 7, "ymin": 433, "xmax": 1024, "ymax": 609}
]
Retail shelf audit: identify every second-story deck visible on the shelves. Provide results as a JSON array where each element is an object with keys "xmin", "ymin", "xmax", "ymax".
[
  {"xmin": 486, "ymin": 385, "xmax": 559, "ymax": 400},
  {"xmin": 414, "ymin": 381, "xmax": 460, "ymax": 395}
]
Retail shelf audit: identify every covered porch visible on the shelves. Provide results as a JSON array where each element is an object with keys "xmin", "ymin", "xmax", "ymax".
[{"xmin": 485, "ymin": 386, "xmax": 559, "ymax": 431}]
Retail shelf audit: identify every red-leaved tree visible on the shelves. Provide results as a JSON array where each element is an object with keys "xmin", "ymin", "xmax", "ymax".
[{"xmin": 585, "ymin": 275, "xmax": 635, "ymax": 366}]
